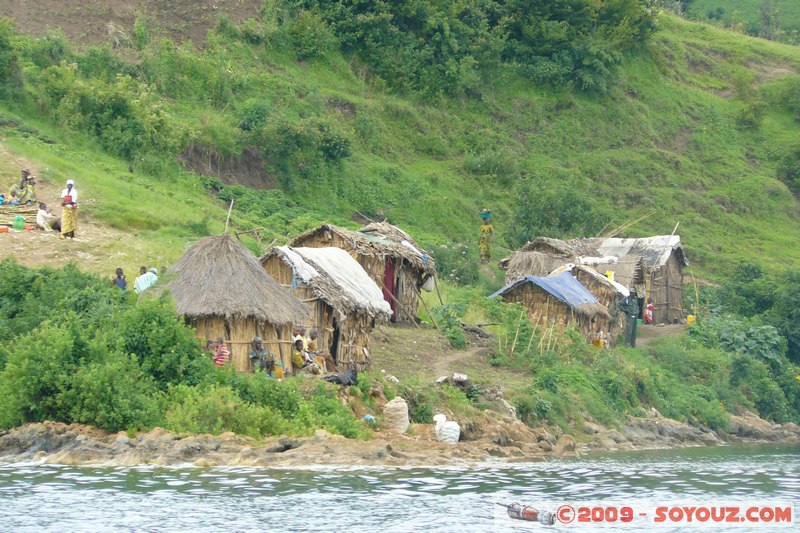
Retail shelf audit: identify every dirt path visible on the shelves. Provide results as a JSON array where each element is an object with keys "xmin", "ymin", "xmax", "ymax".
[
  {"xmin": 431, "ymin": 344, "xmax": 492, "ymax": 379},
  {"xmin": 637, "ymin": 323, "xmax": 686, "ymax": 348}
]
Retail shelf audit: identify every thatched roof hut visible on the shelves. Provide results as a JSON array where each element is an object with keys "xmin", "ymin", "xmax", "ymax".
[
  {"xmin": 550, "ymin": 264, "xmax": 628, "ymax": 346},
  {"xmin": 583, "ymin": 236, "xmax": 688, "ymax": 324},
  {"xmin": 490, "ymin": 271, "xmax": 611, "ymax": 343},
  {"xmin": 290, "ymin": 222, "xmax": 435, "ymax": 323},
  {"xmin": 170, "ymin": 234, "xmax": 308, "ymax": 371},
  {"xmin": 500, "ymin": 235, "xmax": 687, "ymax": 324},
  {"xmin": 262, "ymin": 246, "xmax": 392, "ymax": 371}
]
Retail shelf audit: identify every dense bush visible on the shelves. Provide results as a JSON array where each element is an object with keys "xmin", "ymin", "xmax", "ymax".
[
  {"xmin": 510, "ymin": 177, "xmax": 613, "ymax": 246},
  {"xmin": 0, "ymin": 262, "xmax": 369, "ymax": 439},
  {"xmin": 287, "ymin": 0, "xmax": 656, "ymax": 96},
  {"xmin": 166, "ymin": 384, "xmax": 288, "ymax": 437}
]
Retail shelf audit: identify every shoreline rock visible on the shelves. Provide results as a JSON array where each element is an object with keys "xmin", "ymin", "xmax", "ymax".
[{"xmin": 0, "ymin": 410, "xmax": 798, "ymax": 468}]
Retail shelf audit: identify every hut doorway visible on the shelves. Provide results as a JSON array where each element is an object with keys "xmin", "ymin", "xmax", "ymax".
[{"xmin": 383, "ymin": 257, "xmax": 397, "ymax": 319}]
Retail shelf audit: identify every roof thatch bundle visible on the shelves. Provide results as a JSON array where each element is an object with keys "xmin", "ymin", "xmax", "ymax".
[
  {"xmin": 291, "ymin": 222, "xmax": 435, "ymax": 275},
  {"xmin": 263, "ymin": 246, "xmax": 392, "ymax": 319},
  {"xmin": 170, "ymin": 234, "xmax": 308, "ymax": 324}
]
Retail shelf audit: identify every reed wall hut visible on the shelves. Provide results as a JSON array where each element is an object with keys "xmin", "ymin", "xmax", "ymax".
[
  {"xmin": 290, "ymin": 222, "xmax": 436, "ymax": 323},
  {"xmin": 549, "ymin": 264, "xmax": 629, "ymax": 346},
  {"xmin": 500, "ymin": 235, "xmax": 684, "ymax": 324},
  {"xmin": 262, "ymin": 246, "xmax": 392, "ymax": 371},
  {"xmin": 169, "ymin": 234, "xmax": 309, "ymax": 372},
  {"xmin": 586, "ymin": 236, "xmax": 687, "ymax": 324},
  {"xmin": 489, "ymin": 271, "xmax": 612, "ymax": 343}
]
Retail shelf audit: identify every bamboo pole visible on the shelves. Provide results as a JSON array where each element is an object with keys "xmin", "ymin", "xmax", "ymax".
[
  {"xmin": 433, "ymin": 275, "xmax": 444, "ymax": 306},
  {"xmin": 412, "ymin": 283, "xmax": 441, "ymax": 333},
  {"xmin": 509, "ymin": 308, "xmax": 524, "ymax": 355},
  {"xmin": 223, "ymin": 199, "xmax": 235, "ymax": 234},
  {"xmin": 380, "ymin": 280, "xmax": 420, "ymax": 328}
]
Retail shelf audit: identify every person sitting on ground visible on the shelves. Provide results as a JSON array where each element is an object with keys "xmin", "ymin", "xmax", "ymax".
[
  {"xmin": 133, "ymin": 266, "xmax": 158, "ymax": 294},
  {"xmin": 307, "ymin": 329, "xmax": 336, "ymax": 373},
  {"xmin": 111, "ymin": 267, "xmax": 127, "ymax": 290},
  {"xmin": 9, "ymin": 169, "xmax": 35, "ymax": 205},
  {"xmin": 249, "ymin": 337, "xmax": 274, "ymax": 377},
  {"xmin": 36, "ymin": 202, "xmax": 60, "ymax": 231},
  {"xmin": 18, "ymin": 174, "xmax": 35, "ymax": 205},
  {"xmin": 291, "ymin": 338, "xmax": 307, "ymax": 373},
  {"xmin": 292, "ymin": 325, "xmax": 308, "ymax": 350},
  {"xmin": 214, "ymin": 338, "xmax": 230, "ymax": 367},
  {"xmin": 6, "ymin": 191, "xmax": 20, "ymax": 205}
]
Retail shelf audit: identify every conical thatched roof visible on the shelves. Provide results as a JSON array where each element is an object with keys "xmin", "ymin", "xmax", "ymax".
[{"xmin": 169, "ymin": 234, "xmax": 308, "ymax": 324}]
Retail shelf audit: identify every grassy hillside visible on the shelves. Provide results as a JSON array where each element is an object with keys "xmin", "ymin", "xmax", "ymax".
[
  {"xmin": 686, "ymin": 0, "xmax": 800, "ymax": 40},
  {"xmin": 0, "ymin": 9, "xmax": 798, "ymax": 282}
]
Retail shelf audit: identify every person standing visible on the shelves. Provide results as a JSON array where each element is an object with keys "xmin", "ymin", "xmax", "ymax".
[
  {"xmin": 112, "ymin": 268, "xmax": 127, "ymax": 290},
  {"xmin": 60, "ymin": 179, "xmax": 78, "ymax": 239},
  {"xmin": 619, "ymin": 288, "xmax": 639, "ymax": 348},
  {"xmin": 478, "ymin": 209, "xmax": 494, "ymax": 263},
  {"xmin": 214, "ymin": 338, "xmax": 230, "ymax": 367}
]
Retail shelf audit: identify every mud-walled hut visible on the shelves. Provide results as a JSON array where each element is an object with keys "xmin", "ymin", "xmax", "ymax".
[
  {"xmin": 262, "ymin": 246, "xmax": 392, "ymax": 371},
  {"xmin": 169, "ymin": 234, "xmax": 309, "ymax": 372},
  {"xmin": 490, "ymin": 271, "xmax": 612, "ymax": 344},
  {"xmin": 290, "ymin": 222, "xmax": 436, "ymax": 323}
]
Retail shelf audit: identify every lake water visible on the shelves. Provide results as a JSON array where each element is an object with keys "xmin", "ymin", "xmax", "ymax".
[{"xmin": 1, "ymin": 444, "xmax": 798, "ymax": 532}]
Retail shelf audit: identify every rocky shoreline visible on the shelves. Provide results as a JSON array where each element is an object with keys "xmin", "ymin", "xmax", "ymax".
[{"xmin": 0, "ymin": 410, "xmax": 798, "ymax": 468}]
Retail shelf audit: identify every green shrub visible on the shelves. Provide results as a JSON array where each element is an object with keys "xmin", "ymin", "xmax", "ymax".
[
  {"xmin": 430, "ymin": 304, "xmax": 468, "ymax": 348},
  {"xmin": 295, "ymin": 382, "xmax": 369, "ymax": 439},
  {"xmin": 166, "ymin": 384, "xmax": 287, "ymax": 437},
  {"xmin": 67, "ymin": 354, "xmax": 163, "ymax": 432},
  {"xmin": 0, "ymin": 323, "xmax": 80, "ymax": 428},
  {"xmin": 410, "ymin": 403, "xmax": 434, "ymax": 424},
  {"xmin": 0, "ymin": 18, "xmax": 22, "ymax": 96},
  {"xmin": 287, "ymin": 10, "xmax": 336, "ymax": 60}
]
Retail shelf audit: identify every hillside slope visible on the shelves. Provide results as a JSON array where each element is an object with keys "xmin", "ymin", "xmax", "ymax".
[{"xmin": 0, "ymin": 9, "xmax": 797, "ymax": 280}]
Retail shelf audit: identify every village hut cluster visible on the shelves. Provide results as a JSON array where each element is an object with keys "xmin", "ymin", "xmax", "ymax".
[
  {"xmin": 169, "ymin": 222, "xmax": 436, "ymax": 374},
  {"xmin": 168, "ymin": 221, "xmax": 687, "ymax": 374},
  {"xmin": 496, "ymin": 235, "xmax": 688, "ymax": 347}
]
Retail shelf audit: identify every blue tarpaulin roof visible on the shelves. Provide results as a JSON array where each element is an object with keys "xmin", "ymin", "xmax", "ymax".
[{"xmin": 489, "ymin": 271, "xmax": 599, "ymax": 308}]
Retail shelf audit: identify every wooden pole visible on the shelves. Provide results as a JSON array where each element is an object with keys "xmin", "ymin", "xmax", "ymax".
[
  {"xmin": 224, "ymin": 199, "xmax": 235, "ymax": 234},
  {"xmin": 412, "ymin": 283, "xmax": 442, "ymax": 333},
  {"xmin": 380, "ymin": 280, "xmax": 420, "ymax": 328},
  {"xmin": 433, "ymin": 275, "xmax": 444, "ymax": 305},
  {"xmin": 509, "ymin": 308, "xmax": 524, "ymax": 355}
]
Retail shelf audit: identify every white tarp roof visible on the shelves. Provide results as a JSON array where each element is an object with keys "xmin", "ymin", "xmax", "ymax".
[
  {"xmin": 594, "ymin": 235, "xmax": 684, "ymax": 268},
  {"xmin": 277, "ymin": 246, "xmax": 392, "ymax": 317}
]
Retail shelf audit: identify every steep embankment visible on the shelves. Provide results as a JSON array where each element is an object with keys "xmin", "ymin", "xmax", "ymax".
[{"xmin": 0, "ymin": 8, "xmax": 798, "ymax": 278}]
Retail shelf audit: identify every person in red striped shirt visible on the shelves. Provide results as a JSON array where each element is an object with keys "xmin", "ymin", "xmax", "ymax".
[{"xmin": 214, "ymin": 338, "xmax": 230, "ymax": 366}]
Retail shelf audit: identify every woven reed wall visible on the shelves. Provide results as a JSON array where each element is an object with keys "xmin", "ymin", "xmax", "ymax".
[
  {"xmin": 294, "ymin": 234, "xmax": 421, "ymax": 323},
  {"xmin": 647, "ymin": 254, "xmax": 684, "ymax": 324},
  {"xmin": 500, "ymin": 283, "xmax": 605, "ymax": 342},
  {"xmin": 264, "ymin": 254, "xmax": 377, "ymax": 371}
]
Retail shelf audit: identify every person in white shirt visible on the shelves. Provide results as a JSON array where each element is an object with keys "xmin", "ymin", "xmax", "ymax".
[
  {"xmin": 36, "ymin": 202, "xmax": 60, "ymax": 231},
  {"xmin": 60, "ymin": 179, "xmax": 78, "ymax": 239},
  {"xmin": 134, "ymin": 266, "xmax": 159, "ymax": 294}
]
